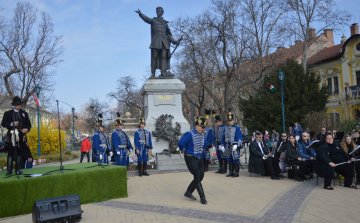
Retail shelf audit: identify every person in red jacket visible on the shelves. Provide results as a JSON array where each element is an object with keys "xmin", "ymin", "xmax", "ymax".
[{"xmin": 80, "ymin": 134, "xmax": 91, "ymax": 163}]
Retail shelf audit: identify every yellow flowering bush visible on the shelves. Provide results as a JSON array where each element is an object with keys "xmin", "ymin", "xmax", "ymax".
[{"xmin": 27, "ymin": 120, "xmax": 66, "ymax": 156}]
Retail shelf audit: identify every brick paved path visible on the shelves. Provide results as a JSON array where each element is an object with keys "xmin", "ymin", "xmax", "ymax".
[{"xmin": 96, "ymin": 180, "xmax": 316, "ymax": 223}]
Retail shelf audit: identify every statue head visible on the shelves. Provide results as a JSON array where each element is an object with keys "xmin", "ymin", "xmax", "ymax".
[{"xmin": 156, "ymin": 7, "xmax": 164, "ymax": 17}]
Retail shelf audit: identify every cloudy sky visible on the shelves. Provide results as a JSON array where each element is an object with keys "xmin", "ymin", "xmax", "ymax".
[{"xmin": 1, "ymin": 0, "xmax": 359, "ymax": 113}]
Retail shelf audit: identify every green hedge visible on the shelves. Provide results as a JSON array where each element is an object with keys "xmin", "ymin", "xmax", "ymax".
[{"xmin": 0, "ymin": 163, "xmax": 127, "ymax": 218}]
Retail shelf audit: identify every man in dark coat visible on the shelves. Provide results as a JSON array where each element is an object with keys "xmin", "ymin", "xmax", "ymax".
[
  {"xmin": 317, "ymin": 127, "xmax": 326, "ymax": 140},
  {"xmin": 1, "ymin": 96, "xmax": 31, "ymax": 175},
  {"xmin": 248, "ymin": 132, "xmax": 281, "ymax": 179}
]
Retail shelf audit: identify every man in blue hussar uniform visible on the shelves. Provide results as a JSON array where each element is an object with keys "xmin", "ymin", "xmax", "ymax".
[
  {"xmin": 178, "ymin": 117, "xmax": 207, "ymax": 205},
  {"xmin": 212, "ymin": 114, "xmax": 226, "ymax": 174},
  {"xmin": 111, "ymin": 113, "xmax": 133, "ymax": 166},
  {"xmin": 224, "ymin": 109, "xmax": 243, "ymax": 178},
  {"xmin": 92, "ymin": 118, "xmax": 112, "ymax": 164},
  {"xmin": 134, "ymin": 117, "xmax": 153, "ymax": 177},
  {"xmin": 202, "ymin": 109, "xmax": 213, "ymax": 172}
]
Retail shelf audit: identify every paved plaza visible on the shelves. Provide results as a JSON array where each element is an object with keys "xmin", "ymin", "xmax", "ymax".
[{"xmin": 2, "ymin": 168, "xmax": 360, "ymax": 223}]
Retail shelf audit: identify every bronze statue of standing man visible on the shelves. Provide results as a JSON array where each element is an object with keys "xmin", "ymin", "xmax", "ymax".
[{"xmin": 135, "ymin": 7, "xmax": 180, "ymax": 79}]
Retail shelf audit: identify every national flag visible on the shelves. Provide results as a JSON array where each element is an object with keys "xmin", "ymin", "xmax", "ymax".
[
  {"xmin": 269, "ymin": 83, "xmax": 276, "ymax": 92},
  {"xmin": 186, "ymin": 109, "xmax": 191, "ymax": 114},
  {"xmin": 33, "ymin": 94, "xmax": 40, "ymax": 106},
  {"xmin": 73, "ymin": 114, "xmax": 78, "ymax": 119}
]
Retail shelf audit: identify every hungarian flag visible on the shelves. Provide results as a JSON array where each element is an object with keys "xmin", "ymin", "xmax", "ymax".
[
  {"xmin": 73, "ymin": 114, "xmax": 78, "ymax": 119},
  {"xmin": 33, "ymin": 94, "xmax": 40, "ymax": 106},
  {"xmin": 269, "ymin": 83, "xmax": 276, "ymax": 92},
  {"xmin": 186, "ymin": 109, "xmax": 191, "ymax": 114}
]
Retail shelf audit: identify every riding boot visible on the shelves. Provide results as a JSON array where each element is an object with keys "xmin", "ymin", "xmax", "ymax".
[
  {"xmin": 232, "ymin": 163, "xmax": 239, "ymax": 178},
  {"xmin": 143, "ymin": 162, "xmax": 150, "ymax": 176},
  {"xmin": 15, "ymin": 155, "xmax": 23, "ymax": 175},
  {"xmin": 195, "ymin": 183, "xmax": 207, "ymax": 204},
  {"xmin": 226, "ymin": 163, "xmax": 234, "ymax": 177},
  {"xmin": 215, "ymin": 160, "xmax": 223, "ymax": 173},
  {"xmin": 184, "ymin": 181, "xmax": 197, "ymax": 200},
  {"xmin": 138, "ymin": 162, "xmax": 143, "ymax": 177},
  {"xmin": 6, "ymin": 155, "xmax": 13, "ymax": 176},
  {"xmin": 221, "ymin": 160, "xmax": 228, "ymax": 174}
]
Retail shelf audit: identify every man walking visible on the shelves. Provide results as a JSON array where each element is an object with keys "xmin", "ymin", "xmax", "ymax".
[
  {"xmin": 272, "ymin": 129, "xmax": 279, "ymax": 146},
  {"xmin": 178, "ymin": 117, "xmax": 207, "ymax": 205}
]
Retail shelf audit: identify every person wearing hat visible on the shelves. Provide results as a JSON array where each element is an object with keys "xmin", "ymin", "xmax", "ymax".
[
  {"xmin": 178, "ymin": 116, "xmax": 208, "ymax": 205},
  {"xmin": 111, "ymin": 113, "xmax": 133, "ymax": 166},
  {"xmin": 80, "ymin": 134, "xmax": 91, "ymax": 163},
  {"xmin": 212, "ymin": 114, "xmax": 226, "ymax": 174},
  {"xmin": 1, "ymin": 96, "xmax": 31, "ymax": 176},
  {"xmin": 224, "ymin": 109, "xmax": 243, "ymax": 178},
  {"xmin": 134, "ymin": 117, "xmax": 153, "ymax": 176},
  {"xmin": 92, "ymin": 118, "xmax": 112, "ymax": 164},
  {"xmin": 202, "ymin": 109, "xmax": 213, "ymax": 172}
]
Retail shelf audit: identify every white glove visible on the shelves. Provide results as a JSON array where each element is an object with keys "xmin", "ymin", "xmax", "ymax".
[
  {"xmin": 212, "ymin": 146, "xmax": 216, "ymax": 152},
  {"xmin": 220, "ymin": 146, "xmax": 225, "ymax": 152},
  {"xmin": 109, "ymin": 151, "xmax": 113, "ymax": 157},
  {"xmin": 176, "ymin": 148, "xmax": 180, "ymax": 151},
  {"xmin": 100, "ymin": 154, "xmax": 103, "ymax": 160},
  {"xmin": 232, "ymin": 145, "xmax": 237, "ymax": 151},
  {"xmin": 117, "ymin": 151, "xmax": 120, "ymax": 155},
  {"xmin": 130, "ymin": 149, "xmax": 133, "ymax": 154}
]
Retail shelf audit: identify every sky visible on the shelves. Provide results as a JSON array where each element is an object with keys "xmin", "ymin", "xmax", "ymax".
[{"xmin": 1, "ymin": 0, "xmax": 359, "ymax": 114}]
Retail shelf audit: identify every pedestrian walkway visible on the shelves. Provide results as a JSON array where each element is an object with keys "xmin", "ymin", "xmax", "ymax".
[{"xmin": 2, "ymin": 169, "xmax": 360, "ymax": 223}]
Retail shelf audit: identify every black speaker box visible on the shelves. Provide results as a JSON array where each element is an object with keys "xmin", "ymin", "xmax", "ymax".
[{"xmin": 32, "ymin": 194, "xmax": 83, "ymax": 223}]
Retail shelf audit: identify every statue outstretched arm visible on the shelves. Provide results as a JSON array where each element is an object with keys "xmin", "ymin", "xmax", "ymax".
[{"xmin": 135, "ymin": 9, "xmax": 152, "ymax": 24}]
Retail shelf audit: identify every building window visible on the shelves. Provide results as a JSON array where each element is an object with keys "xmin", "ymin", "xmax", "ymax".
[
  {"xmin": 329, "ymin": 113, "xmax": 341, "ymax": 129},
  {"xmin": 218, "ymin": 87, "xmax": 222, "ymax": 93},
  {"xmin": 333, "ymin": 77, "xmax": 339, "ymax": 94},
  {"xmin": 327, "ymin": 78, "xmax": 332, "ymax": 94},
  {"xmin": 357, "ymin": 71, "xmax": 360, "ymax": 86}
]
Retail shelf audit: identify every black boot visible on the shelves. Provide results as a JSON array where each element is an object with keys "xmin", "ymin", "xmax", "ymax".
[
  {"xmin": 6, "ymin": 155, "xmax": 13, "ymax": 176},
  {"xmin": 221, "ymin": 160, "xmax": 228, "ymax": 174},
  {"xmin": 138, "ymin": 162, "xmax": 143, "ymax": 177},
  {"xmin": 232, "ymin": 163, "xmax": 239, "ymax": 177},
  {"xmin": 195, "ymin": 183, "xmax": 207, "ymax": 204},
  {"xmin": 143, "ymin": 162, "xmax": 150, "ymax": 176},
  {"xmin": 15, "ymin": 155, "xmax": 23, "ymax": 175},
  {"xmin": 203, "ymin": 158, "xmax": 208, "ymax": 172},
  {"xmin": 226, "ymin": 163, "xmax": 234, "ymax": 177},
  {"xmin": 215, "ymin": 160, "xmax": 223, "ymax": 173},
  {"xmin": 184, "ymin": 181, "xmax": 196, "ymax": 200}
]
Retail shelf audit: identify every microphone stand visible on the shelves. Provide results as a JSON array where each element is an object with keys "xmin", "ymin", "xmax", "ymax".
[
  {"xmin": 47, "ymin": 100, "xmax": 75, "ymax": 174},
  {"xmin": 85, "ymin": 107, "xmax": 109, "ymax": 169}
]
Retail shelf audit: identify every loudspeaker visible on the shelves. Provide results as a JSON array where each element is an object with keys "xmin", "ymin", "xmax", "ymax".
[{"xmin": 32, "ymin": 194, "xmax": 83, "ymax": 223}]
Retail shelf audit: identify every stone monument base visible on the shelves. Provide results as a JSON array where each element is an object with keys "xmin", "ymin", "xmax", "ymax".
[{"xmin": 141, "ymin": 79, "xmax": 190, "ymax": 154}]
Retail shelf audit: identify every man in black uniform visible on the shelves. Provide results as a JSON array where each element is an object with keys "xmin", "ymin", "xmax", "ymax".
[{"xmin": 1, "ymin": 96, "xmax": 31, "ymax": 176}]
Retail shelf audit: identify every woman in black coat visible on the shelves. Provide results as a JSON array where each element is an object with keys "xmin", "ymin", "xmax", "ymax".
[
  {"xmin": 285, "ymin": 134, "xmax": 309, "ymax": 182},
  {"xmin": 317, "ymin": 133, "xmax": 354, "ymax": 190}
]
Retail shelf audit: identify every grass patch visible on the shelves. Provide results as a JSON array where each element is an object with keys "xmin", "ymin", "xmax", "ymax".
[{"xmin": 0, "ymin": 163, "xmax": 127, "ymax": 218}]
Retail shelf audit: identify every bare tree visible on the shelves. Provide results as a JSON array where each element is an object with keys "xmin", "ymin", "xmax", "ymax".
[
  {"xmin": 284, "ymin": 0, "xmax": 351, "ymax": 72},
  {"xmin": 172, "ymin": 0, "xmax": 285, "ymax": 120},
  {"xmin": 109, "ymin": 75, "xmax": 144, "ymax": 117},
  {"xmin": 0, "ymin": 2, "xmax": 63, "ymax": 107},
  {"xmin": 80, "ymin": 98, "xmax": 109, "ymax": 134}
]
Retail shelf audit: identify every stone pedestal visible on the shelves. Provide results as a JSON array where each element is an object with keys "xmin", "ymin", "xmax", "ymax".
[{"xmin": 141, "ymin": 79, "xmax": 190, "ymax": 154}]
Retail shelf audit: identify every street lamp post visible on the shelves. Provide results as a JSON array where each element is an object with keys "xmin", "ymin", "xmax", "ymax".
[
  {"xmin": 72, "ymin": 107, "xmax": 75, "ymax": 150},
  {"xmin": 35, "ymin": 85, "xmax": 41, "ymax": 156},
  {"xmin": 278, "ymin": 71, "xmax": 285, "ymax": 133}
]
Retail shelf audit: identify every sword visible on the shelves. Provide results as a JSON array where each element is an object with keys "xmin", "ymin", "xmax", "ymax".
[{"xmin": 171, "ymin": 35, "xmax": 183, "ymax": 56}]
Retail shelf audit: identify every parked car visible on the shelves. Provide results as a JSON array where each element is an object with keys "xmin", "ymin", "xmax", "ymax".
[{"xmin": 0, "ymin": 142, "xmax": 6, "ymax": 153}]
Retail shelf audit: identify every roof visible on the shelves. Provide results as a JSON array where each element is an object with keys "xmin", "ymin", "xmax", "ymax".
[
  {"xmin": 307, "ymin": 34, "xmax": 360, "ymax": 66},
  {"xmin": 307, "ymin": 44, "xmax": 342, "ymax": 65}
]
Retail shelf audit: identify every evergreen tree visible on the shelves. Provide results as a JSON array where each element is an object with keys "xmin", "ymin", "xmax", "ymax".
[{"xmin": 239, "ymin": 59, "xmax": 329, "ymax": 133}]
